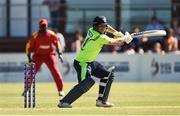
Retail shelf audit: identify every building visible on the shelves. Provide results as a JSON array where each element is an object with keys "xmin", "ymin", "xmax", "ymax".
[{"xmin": 0, "ymin": 0, "xmax": 178, "ymax": 52}]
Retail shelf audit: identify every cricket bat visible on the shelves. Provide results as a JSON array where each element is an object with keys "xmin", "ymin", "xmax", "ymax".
[{"xmin": 130, "ymin": 30, "xmax": 167, "ymax": 38}]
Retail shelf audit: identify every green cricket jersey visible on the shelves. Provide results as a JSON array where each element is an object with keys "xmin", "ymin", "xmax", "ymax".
[{"xmin": 75, "ymin": 27, "xmax": 110, "ymax": 62}]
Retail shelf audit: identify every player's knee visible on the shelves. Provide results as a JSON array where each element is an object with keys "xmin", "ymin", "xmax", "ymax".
[
  {"xmin": 110, "ymin": 71, "xmax": 114, "ymax": 78},
  {"xmin": 107, "ymin": 66, "xmax": 115, "ymax": 78},
  {"xmin": 102, "ymin": 71, "xmax": 114, "ymax": 80},
  {"xmin": 79, "ymin": 77, "xmax": 95, "ymax": 93}
]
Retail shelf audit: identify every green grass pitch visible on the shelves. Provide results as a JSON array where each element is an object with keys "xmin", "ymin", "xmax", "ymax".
[{"xmin": 0, "ymin": 82, "xmax": 180, "ymax": 115}]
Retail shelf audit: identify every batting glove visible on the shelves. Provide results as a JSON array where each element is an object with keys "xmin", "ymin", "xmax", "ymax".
[{"xmin": 124, "ymin": 32, "xmax": 133, "ymax": 44}]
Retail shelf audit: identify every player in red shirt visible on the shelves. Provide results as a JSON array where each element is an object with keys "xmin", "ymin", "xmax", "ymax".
[{"xmin": 25, "ymin": 18, "xmax": 64, "ymax": 96}]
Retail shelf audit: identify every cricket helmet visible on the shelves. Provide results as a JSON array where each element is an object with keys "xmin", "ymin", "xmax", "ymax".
[{"xmin": 93, "ymin": 16, "xmax": 107, "ymax": 27}]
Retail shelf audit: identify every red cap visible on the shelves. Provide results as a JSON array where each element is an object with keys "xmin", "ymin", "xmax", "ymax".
[{"xmin": 39, "ymin": 18, "xmax": 48, "ymax": 27}]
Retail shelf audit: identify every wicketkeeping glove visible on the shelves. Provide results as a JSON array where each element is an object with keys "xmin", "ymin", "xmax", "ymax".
[
  {"xmin": 27, "ymin": 54, "xmax": 32, "ymax": 63},
  {"xmin": 123, "ymin": 32, "xmax": 133, "ymax": 44}
]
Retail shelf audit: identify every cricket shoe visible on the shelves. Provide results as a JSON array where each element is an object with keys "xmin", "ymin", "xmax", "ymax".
[
  {"xmin": 57, "ymin": 102, "xmax": 72, "ymax": 108},
  {"xmin": 96, "ymin": 100, "xmax": 114, "ymax": 108},
  {"xmin": 58, "ymin": 91, "xmax": 65, "ymax": 97}
]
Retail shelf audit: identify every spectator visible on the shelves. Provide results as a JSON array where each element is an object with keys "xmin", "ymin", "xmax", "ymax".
[
  {"xmin": 177, "ymin": 25, "xmax": 180, "ymax": 50},
  {"xmin": 136, "ymin": 37, "xmax": 149, "ymax": 52},
  {"xmin": 130, "ymin": 27, "xmax": 152, "ymax": 53},
  {"xmin": 43, "ymin": 0, "xmax": 60, "ymax": 29},
  {"xmin": 172, "ymin": 18, "xmax": 180, "ymax": 50},
  {"xmin": 124, "ymin": 44, "xmax": 135, "ymax": 55},
  {"xmin": 131, "ymin": 27, "xmax": 140, "ymax": 47},
  {"xmin": 164, "ymin": 28, "xmax": 179, "ymax": 53},
  {"xmin": 145, "ymin": 16, "xmax": 165, "ymax": 49},
  {"xmin": 172, "ymin": 18, "xmax": 179, "ymax": 35},
  {"xmin": 111, "ymin": 45, "xmax": 119, "ymax": 55},
  {"xmin": 137, "ymin": 47, "xmax": 144, "ymax": 55},
  {"xmin": 130, "ymin": 27, "xmax": 143, "ymax": 52},
  {"xmin": 71, "ymin": 31, "xmax": 83, "ymax": 52},
  {"xmin": 152, "ymin": 42, "xmax": 165, "ymax": 54}
]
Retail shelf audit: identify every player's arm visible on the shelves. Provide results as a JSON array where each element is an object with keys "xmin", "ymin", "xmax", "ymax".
[
  {"xmin": 108, "ymin": 32, "xmax": 133, "ymax": 45},
  {"xmin": 106, "ymin": 25, "xmax": 124, "ymax": 37},
  {"xmin": 25, "ymin": 41, "xmax": 31, "ymax": 62},
  {"xmin": 108, "ymin": 38, "xmax": 124, "ymax": 45},
  {"xmin": 25, "ymin": 37, "xmax": 35, "ymax": 63}
]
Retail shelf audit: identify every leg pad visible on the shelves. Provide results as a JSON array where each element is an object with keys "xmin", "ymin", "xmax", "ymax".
[{"xmin": 60, "ymin": 77, "xmax": 95, "ymax": 104}]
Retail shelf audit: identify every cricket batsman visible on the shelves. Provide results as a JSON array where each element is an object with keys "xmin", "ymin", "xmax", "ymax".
[
  {"xmin": 58, "ymin": 16, "xmax": 133, "ymax": 108},
  {"xmin": 25, "ymin": 18, "xmax": 65, "ymax": 96}
]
